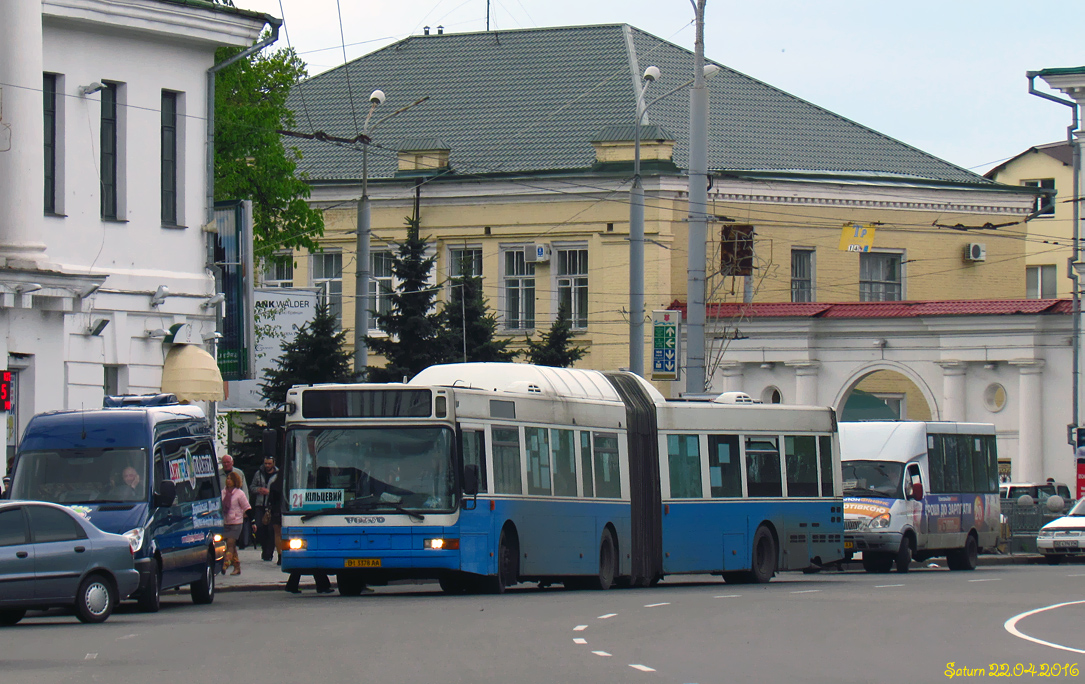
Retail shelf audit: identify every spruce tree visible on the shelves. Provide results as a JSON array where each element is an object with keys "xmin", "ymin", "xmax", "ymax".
[
  {"xmin": 523, "ymin": 299, "xmax": 587, "ymax": 368},
  {"xmin": 366, "ymin": 217, "xmax": 448, "ymax": 381},
  {"xmin": 440, "ymin": 265, "xmax": 516, "ymax": 364}
]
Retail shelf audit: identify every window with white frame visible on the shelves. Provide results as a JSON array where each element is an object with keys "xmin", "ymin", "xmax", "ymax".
[
  {"xmin": 503, "ymin": 248, "xmax": 535, "ymax": 330},
  {"xmin": 261, "ymin": 255, "xmax": 294, "ymax": 288},
  {"xmin": 449, "ymin": 247, "xmax": 482, "ymax": 280},
  {"xmin": 859, "ymin": 252, "xmax": 902, "ymax": 302},
  {"xmin": 791, "ymin": 249, "xmax": 814, "ymax": 303},
  {"xmin": 1026, "ymin": 264, "xmax": 1057, "ymax": 299},
  {"xmin": 310, "ymin": 251, "xmax": 342, "ymax": 328},
  {"xmin": 370, "ymin": 250, "xmax": 394, "ymax": 331},
  {"xmin": 556, "ymin": 247, "xmax": 588, "ymax": 329},
  {"xmin": 1023, "ymin": 179, "xmax": 1055, "ymax": 217}
]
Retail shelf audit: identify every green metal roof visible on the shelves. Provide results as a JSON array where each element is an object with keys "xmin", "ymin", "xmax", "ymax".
[{"xmin": 287, "ymin": 24, "xmax": 992, "ymax": 187}]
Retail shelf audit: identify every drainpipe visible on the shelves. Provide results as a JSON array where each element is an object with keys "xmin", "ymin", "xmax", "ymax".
[{"xmin": 1027, "ymin": 72, "xmax": 1080, "ymax": 434}]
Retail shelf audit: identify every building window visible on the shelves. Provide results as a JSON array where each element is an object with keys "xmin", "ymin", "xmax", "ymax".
[
  {"xmin": 44, "ymin": 74, "xmax": 57, "ymax": 214},
  {"xmin": 100, "ymin": 82, "xmax": 119, "ymax": 219},
  {"xmin": 1026, "ymin": 264, "xmax": 1057, "ymax": 299},
  {"xmin": 1023, "ymin": 179, "xmax": 1055, "ymax": 217},
  {"xmin": 791, "ymin": 249, "xmax": 814, "ymax": 303},
  {"xmin": 161, "ymin": 91, "xmax": 177, "ymax": 225},
  {"xmin": 310, "ymin": 252, "xmax": 342, "ymax": 328},
  {"xmin": 450, "ymin": 247, "xmax": 482, "ymax": 279},
  {"xmin": 370, "ymin": 251, "xmax": 394, "ymax": 332},
  {"xmin": 556, "ymin": 248, "xmax": 588, "ymax": 329},
  {"xmin": 503, "ymin": 248, "xmax": 535, "ymax": 330},
  {"xmin": 859, "ymin": 252, "xmax": 902, "ymax": 302},
  {"xmin": 261, "ymin": 255, "xmax": 294, "ymax": 287}
]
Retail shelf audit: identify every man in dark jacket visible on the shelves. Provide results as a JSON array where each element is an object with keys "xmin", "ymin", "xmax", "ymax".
[{"xmin": 250, "ymin": 456, "xmax": 280, "ymax": 562}]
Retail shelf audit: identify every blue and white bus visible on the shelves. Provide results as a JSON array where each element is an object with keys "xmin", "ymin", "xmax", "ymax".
[{"xmin": 275, "ymin": 363, "xmax": 843, "ymax": 594}]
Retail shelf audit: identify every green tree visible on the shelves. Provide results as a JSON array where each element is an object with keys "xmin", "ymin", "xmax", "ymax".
[
  {"xmin": 522, "ymin": 299, "xmax": 586, "ymax": 367},
  {"xmin": 214, "ymin": 40, "xmax": 324, "ymax": 260},
  {"xmin": 366, "ymin": 217, "xmax": 449, "ymax": 382},
  {"xmin": 441, "ymin": 263, "xmax": 516, "ymax": 364}
]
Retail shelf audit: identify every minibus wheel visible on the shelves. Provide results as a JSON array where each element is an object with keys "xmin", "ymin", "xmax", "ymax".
[
  {"xmin": 894, "ymin": 538, "xmax": 913, "ymax": 573},
  {"xmin": 137, "ymin": 561, "xmax": 161, "ymax": 612},
  {"xmin": 191, "ymin": 550, "xmax": 215, "ymax": 604}
]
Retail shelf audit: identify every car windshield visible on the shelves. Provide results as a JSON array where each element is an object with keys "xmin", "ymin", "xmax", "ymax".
[
  {"xmin": 842, "ymin": 460, "xmax": 905, "ymax": 499},
  {"xmin": 10, "ymin": 448, "xmax": 149, "ymax": 504},
  {"xmin": 1069, "ymin": 499, "xmax": 1085, "ymax": 517},
  {"xmin": 285, "ymin": 426, "xmax": 455, "ymax": 513},
  {"xmin": 1003, "ymin": 484, "xmax": 1057, "ymax": 502}
]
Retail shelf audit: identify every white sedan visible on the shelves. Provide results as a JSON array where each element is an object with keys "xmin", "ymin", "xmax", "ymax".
[{"xmin": 1037, "ymin": 498, "xmax": 1085, "ymax": 565}]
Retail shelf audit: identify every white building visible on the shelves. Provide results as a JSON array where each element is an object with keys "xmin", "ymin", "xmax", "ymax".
[{"xmin": 0, "ymin": 0, "xmax": 274, "ymax": 472}]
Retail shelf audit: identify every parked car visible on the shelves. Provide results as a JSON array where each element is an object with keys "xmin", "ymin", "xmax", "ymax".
[
  {"xmin": 1000, "ymin": 481, "xmax": 1073, "ymax": 510},
  {"xmin": 1037, "ymin": 498, "xmax": 1085, "ymax": 565},
  {"xmin": 0, "ymin": 500, "xmax": 140, "ymax": 625}
]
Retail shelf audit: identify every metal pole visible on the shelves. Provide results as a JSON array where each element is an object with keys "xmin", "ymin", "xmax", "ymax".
[
  {"xmin": 354, "ymin": 141, "xmax": 371, "ymax": 380},
  {"xmin": 1074, "ymin": 129, "xmax": 1082, "ymax": 429},
  {"xmin": 630, "ymin": 82, "xmax": 648, "ymax": 376},
  {"xmin": 686, "ymin": 0, "xmax": 709, "ymax": 394}
]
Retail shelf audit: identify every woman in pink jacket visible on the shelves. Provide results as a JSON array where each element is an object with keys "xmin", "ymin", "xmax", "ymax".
[{"xmin": 222, "ymin": 470, "xmax": 251, "ymax": 575}]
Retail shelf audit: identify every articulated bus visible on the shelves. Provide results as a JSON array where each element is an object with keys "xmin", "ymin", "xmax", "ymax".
[{"xmin": 275, "ymin": 363, "xmax": 843, "ymax": 595}]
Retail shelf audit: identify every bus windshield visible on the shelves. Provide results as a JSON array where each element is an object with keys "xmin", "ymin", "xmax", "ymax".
[
  {"xmin": 842, "ymin": 460, "xmax": 904, "ymax": 499},
  {"xmin": 11, "ymin": 448, "xmax": 149, "ymax": 504},
  {"xmin": 285, "ymin": 426, "xmax": 455, "ymax": 513}
]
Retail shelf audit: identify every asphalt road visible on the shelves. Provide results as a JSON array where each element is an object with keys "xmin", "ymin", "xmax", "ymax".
[{"xmin": 3, "ymin": 564, "xmax": 1083, "ymax": 684}]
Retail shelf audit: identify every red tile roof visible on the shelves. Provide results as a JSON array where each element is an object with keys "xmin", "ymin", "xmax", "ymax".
[{"xmin": 666, "ymin": 299, "xmax": 1073, "ymax": 319}]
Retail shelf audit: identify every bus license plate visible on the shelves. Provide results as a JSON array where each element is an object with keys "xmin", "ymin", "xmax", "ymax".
[
  {"xmin": 1053, "ymin": 540, "xmax": 1079, "ymax": 549},
  {"xmin": 844, "ymin": 541, "xmax": 853, "ymax": 550},
  {"xmin": 345, "ymin": 558, "xmax": 381, "ymax": 568}
]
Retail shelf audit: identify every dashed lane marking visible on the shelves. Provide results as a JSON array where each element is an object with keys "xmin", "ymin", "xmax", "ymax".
[
  {"xmin": 597, "ymin": 613, "xmax": 617, "ymax": 619},
  {"xmin": 592, "ymin": 651, "xmax": 612, "ymax": 657},
  {"xmin": 85, "ymin": 654, "xmax": 97, "ymax": 660},
  {"xmin": 713, "ymin": 594, "xmax": 740, "ymax": 598},
  {"xmin": 573, "ymin": 638, "xmax": 587, "ymax": 645},
  {"xmin": 644, "ymin": 602, "xmax": 670, "ymax": 608},
  {"xmin": 967, "ymin": 578, "xmax": 1000, "ymax": 583},
  {"xmin": 117, "ymin": 634, "xmax": 138, "ymax": 640},
  {"xmin": 875, "ymin": 584, "xmax": 904, "ymax": 588},
  {"xmin": 790, "ymin": 589, "xmax": 820, "ymax": 594},
  {"xmin": 629, "ymin": 664, "xmax": 656, "ymax": 672},
  {"xmin": 1005, "ymin": 600, "xmax": 1085, "ymax": 655},
  {"xmin": 573, "ymin": 625, "xmax": 588, "ymax": 631}
]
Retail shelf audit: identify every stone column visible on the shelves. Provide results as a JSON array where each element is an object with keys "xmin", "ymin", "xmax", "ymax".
[
  {"xmin": 717, "ymin": 362, "xmax": 745, "ymax": 394},
  {"xmin": 937, "ymin": 361, "xmax": 967, "ymax": 422},
  {"xmin": 1009, "ymin": 360, "xmax": 1045, "ymax": 482},
  {"xmin": 786, "ymin": 361, "xmax": 821, "ymax": 405},
  {"xmin": 0, "ymin": 0, "xmax": 48, "ymax": 265}
]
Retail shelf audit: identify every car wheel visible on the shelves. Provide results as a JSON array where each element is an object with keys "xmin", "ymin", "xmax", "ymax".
[
  {"xmin": 137, "ymin": 561, "xmax": 162, "ymax": 612},
  {"xmin": 1045, "ymin": 554, "xmax": 1064, "ymax": 566},
  {"xmin": 0, "ymin": 609, "xmax": 26, "ymax": 626},
  {"xmin": 75, "ymin": 574, "xmax": 115, "ymax": 624},
  {"xmin": 191, "ymin": 551, "xmax": 216, "ymax": 604}
]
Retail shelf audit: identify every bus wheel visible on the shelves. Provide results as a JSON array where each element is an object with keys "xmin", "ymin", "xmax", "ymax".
[
  {"xmin": 748, "ymin": 525, "xmax": 777, "ymax": 584},
  {"xmin": 488, "ymin": 527, "xmax": 519, "ymax": 594},
  {"xmin": 439, "ymin": 574, "xmax": 468, "ymax": 594},
  {"xmin": 947, "ymin": 534, "xmax": 979, "ymax": 571},
  {"xmin": 591, "ymin": 528, "xmax": 617, "ymax": 590},
  {"xmin": 894, "ymin": 538, "xmax": 912, "ymax": 573},
  {"xmin": 337, "ymin": 573, "xmax": 368, "ymax": 596}
]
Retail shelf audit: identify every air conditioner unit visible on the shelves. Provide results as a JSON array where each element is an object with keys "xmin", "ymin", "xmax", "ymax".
[
  {"xmin": 965, "ymin": 243, "xmax": 986, "ymax": 262},
  {"xmin": 525, "ymin": 243, "xmax": 551, "ymax": 263}
]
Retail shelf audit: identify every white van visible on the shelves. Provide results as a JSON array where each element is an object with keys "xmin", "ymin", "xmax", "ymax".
[{"xmin": 841, "ymin": 422, "xmax": 1000, "ymax": 573}]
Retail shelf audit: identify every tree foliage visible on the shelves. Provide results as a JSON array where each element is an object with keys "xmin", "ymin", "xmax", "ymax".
[
  {"xmin": 214, "ymin": 40, "xmax": 323, "ymax": 259},
  {"xmin": 440, "ymin": 264, "xmax": 516, "ymax": 365},
  {"xmin": 365, "ymin": 217, "xmax": 449, "ymax": 382},
  {"xmin": 522, "ymin": 299, "xmax": 586, "ymax": 368}
]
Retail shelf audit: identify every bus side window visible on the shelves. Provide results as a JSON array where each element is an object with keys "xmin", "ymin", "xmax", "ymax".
[
  {"xmin": 551, "ymin": 429, "xmax": 576, "ymax": 497},
  {"xmin": 745, "ymin": 437, "xmax": 782, "ymax": 498},
  {"xmin": 491, "ymin": 426, "xmax": 522, "ymax": 495},
  {"xmin": 970, "ymin": 437, "xmax": 986, "ymax": 494},
  {"xmin": 708, "ymin": 434, "xmax": 742, "ymax": 498},
  {"xmin": 784, "ymin": 435, "xmax": 818, "ymax": 497},
  {"xmin": 984, "ymin": 436, "xmax": 999, "ymax": 492},
  {"xmin": 579, "ymin": 432, "xmax": 594, "ymax": 498},
  {"xmin": 667, "ymin": 434, "xmax": 702, "ymax": 498},
  {"xmin": 818, "ymin": 435, "xmax": 834, "ymax": 497},
  {"xmin": 526, "ymin": 427, "xmax": 552, "ymax": 496},
  {"xmin": 461, "ymin": 429, "xmax": 488, "ymax": 494},
  {"xmin": 593, "ymin": 432, "xmax": 621, "ymax": 499},
  {"xmin": 927, "ymin": 434, "xmax": 944, "ymax": 493}
]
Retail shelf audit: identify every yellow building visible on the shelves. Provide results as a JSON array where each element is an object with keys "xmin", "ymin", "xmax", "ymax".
[
  {"xmin": 985, "ymin": 141, "xmax": 1074, "ymax": 298},
  {"xmin": 273, "ymin": 24, "xmax": 1037, "ymax": 389}
]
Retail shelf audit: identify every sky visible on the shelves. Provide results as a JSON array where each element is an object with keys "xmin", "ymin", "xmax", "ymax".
[{"xmin": 236, "ymin": 0, "xmax": 1084, "ymax": 175}]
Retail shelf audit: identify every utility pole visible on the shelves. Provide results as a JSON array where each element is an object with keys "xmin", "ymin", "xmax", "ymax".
[{"xmin": 686, "ymin": 0, "xmax": 709, "ymax": 395}]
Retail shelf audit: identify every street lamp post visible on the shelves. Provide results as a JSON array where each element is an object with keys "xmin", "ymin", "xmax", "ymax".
[{"xmin": 628, "ymin": 64, "xmax": 720, "ymax": 378}]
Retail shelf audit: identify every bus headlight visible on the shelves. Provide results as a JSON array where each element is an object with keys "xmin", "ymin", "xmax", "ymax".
[
  {"xmin": 213, "ymin": 534, "xmax": 223, "ymax": 543},
  {"xmin": 123, "ymin": 527, "xmax": 145, "ymax": 553},
  {"xmin": 867, "ymin": 514, "xmax": 891, "ymax": 530},
  {"xmin": 424, "ymin": 538, "xmax": 459, "ymax": 550},
  {"xmin": 287, "ymin": 538, "xmax": 307, "ymax": 550}
]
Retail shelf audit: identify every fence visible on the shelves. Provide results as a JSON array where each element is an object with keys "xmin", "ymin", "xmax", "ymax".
[{"xmin": 999, "ymin": 499, "xmax": 1068, "ymax": 554}]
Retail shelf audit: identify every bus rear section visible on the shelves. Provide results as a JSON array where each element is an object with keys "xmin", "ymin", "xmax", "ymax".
[{"xmin": 841, "ymin": 421, "xmax": 1000, "ymax": 572}]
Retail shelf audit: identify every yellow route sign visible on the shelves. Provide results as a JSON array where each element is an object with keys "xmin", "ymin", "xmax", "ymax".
[{"xmin": 839, "ymin": 223, "xmax": 876, "ymax": 252}]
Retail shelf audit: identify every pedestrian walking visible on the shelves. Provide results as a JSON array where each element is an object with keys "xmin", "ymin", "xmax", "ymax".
[
  {"xmin": 219, "ymin": 454, "xmax": 250, "ymax": 548},
  {"xmin": 285, "ymin": 572, "xmax": 334, "ymax": 594},
  {"xmin": 221, "ymin": 471, "xmax": 251, "ymax": 576},
  {"xmin": 250, "ymin": 456, "xmax": 280, "ymax": 562}
]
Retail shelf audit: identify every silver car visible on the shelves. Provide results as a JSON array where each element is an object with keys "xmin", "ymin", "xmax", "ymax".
[
  {"xmin": 1037, "ymin": 498, "xmax": 1085, "ymax": 565},
  {"xmin": 0, "ymin": 500, "xmax": 140, "ymax": 624}
]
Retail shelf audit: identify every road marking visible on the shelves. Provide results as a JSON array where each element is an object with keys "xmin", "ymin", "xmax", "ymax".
[
  {"xmin": 1068, "ymin": 574, "xmax": 1085, "ymax": 577},
  {"xmin": 967, "ymin": 578, "xmax": 1000, "ymax": 583},
  {"xmin": 790, "ymin": 589, "xmax": 821, "ymax": 594},
  {"xmin": 117, "ymin": 634, "xmax": 138, "ymax": 640},
  {"xmin": 875, "ymin": 584, "xmax": 904, "ymax": 588},
  {"xmin": 644, "ymin": 602, "xmax": 670, "ymax": 608},
  {"xmin": 592, "ymin": 651, "xmax": 612, "ymax": 657},
  {"xmin": 629, "ymin": 664, "xmax": 656, "ymax": 672},
  {"xmin": 1005, "ymin": 600, "xmax": 1085, "ymax": 654},
  {"xmin": 597, "ymin": 613, "xmax": 617, "ymax": 619},
  {"xmin": 85, "ymin": 654, "xmax": 97, "ymax": 660},
  {"xmin": 573, "ymin": 638, "xmax": 587, "ymax": 645},
  {"xmin": 713, "ymin": 594, "xmax": 740, "ymax": 598},
  {"xmin": 573, "ymin": 625, "xmax": 588, "ymax": 631}
]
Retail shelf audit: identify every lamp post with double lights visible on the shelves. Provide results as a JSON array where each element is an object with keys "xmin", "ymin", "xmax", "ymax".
[
  {"xmin": 628, "ymin": 63, "xmax": 720, "ymax": 378},
  {"xmin": 353, "ymin": 91, "xmax": 428, "ymax": 380}
]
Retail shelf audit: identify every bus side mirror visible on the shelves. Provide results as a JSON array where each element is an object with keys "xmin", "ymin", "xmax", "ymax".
[
  {"xmin": 262, "ymin": 429, "xmax": 279, "ymax": 461},
  {"xmin": 463, "ymin": 465, "xmax": 479, "ymax": 497},
  {"xmin": 912, "ymin": 482, "xmax": 924, "ymax": 501},
  {"xmin": 155, "ymin": 479, "xmax": 177, "ymax": 508}
]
